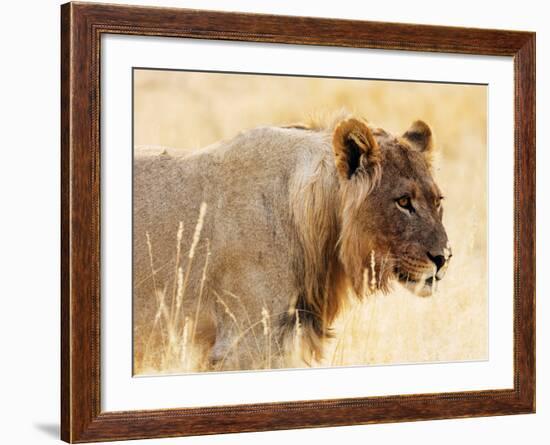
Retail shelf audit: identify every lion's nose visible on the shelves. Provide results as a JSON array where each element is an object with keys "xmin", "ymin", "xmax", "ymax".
[{"xmin": 427, "ymin": 252, "xmax": 446, "ymax": 272}]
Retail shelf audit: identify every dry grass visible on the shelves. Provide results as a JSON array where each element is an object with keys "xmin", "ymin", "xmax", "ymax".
[
  {"xmin": 139, "ymin": 204, "xmax": 209, "ymax": 373},
  {"xmin": 134, "ymin": 69, "xmax": 488, "ymax": 374}
]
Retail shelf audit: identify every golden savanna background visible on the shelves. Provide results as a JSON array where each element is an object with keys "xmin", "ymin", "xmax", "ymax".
[{"xmin": 134, "ymin": 69, "xmax": 487, "ymax": 375}]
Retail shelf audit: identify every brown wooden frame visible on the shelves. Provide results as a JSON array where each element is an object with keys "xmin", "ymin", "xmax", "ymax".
[{"xmin": 61, "ymin": 1, "xmax": 536, "ymax": 442}]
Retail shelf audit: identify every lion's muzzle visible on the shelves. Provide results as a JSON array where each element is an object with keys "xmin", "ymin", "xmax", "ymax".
[
  {"xmin": 395, "ymin": 245, "xmax": 452, "ymax": 297},
  {"xmin": 427, "ymin": 245, "xmax": 452, "ymax": 281}
]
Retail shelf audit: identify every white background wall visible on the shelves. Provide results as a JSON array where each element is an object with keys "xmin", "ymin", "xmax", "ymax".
[{"xmin": 0, "ymin": 0, "xmax": 545, "ymax": 444}]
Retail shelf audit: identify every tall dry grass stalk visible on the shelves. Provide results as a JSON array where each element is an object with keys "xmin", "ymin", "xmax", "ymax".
[{"xmin": 140, "ymin": 203, "xmax": 209, "ymax": 373}]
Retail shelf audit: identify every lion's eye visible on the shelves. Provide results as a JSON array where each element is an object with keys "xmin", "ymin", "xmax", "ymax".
[
  {"xmin": 396, "ymin": 195, "xmax": 414, "ymax": 212},
  {"xmin": 397, "ymin": 196, "xmax": 410, "ymax": 207}
]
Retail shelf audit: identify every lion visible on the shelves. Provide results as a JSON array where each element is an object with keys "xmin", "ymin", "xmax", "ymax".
[{"xmin": 133, "ymin": 113, "xmax": 452, "ymax": 373}]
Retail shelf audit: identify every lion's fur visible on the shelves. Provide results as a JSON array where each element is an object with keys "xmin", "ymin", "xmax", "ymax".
[{"xmin": 134, "ymin": 112, "xmax": 449, "ymax": 370}]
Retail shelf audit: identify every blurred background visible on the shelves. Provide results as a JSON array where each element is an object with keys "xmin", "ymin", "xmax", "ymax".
[{"xmin": 134, "ymin": 69, "xmax": 487, "ymax": 372}]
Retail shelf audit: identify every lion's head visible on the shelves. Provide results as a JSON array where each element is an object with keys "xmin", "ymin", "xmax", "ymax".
[{"xmin": 333, "ymin": 117, "xmax": 452, "ymax": 298}]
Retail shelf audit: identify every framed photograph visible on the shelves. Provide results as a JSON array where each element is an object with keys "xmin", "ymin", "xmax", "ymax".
[{"xmin": 61, "ymin": 2, "xmax": 535, "ymax": 442}]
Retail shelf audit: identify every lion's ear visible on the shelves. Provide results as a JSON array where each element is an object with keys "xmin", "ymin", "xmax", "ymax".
[
  {"xmin": 333, "ymin": 118, "xmax": 381, "ymax": 180},
  {"xmin": 403, "ymin": 120, "xmax": 434, "ymax": 154}
]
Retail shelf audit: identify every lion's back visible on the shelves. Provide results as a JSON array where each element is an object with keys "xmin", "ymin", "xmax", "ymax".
[
  {"xmin": 133, "ymin": 126, "xmax": 324, "ymax": 263},
  {"xmin": 133, "ymin": 127, "xmax": 331, "ymax": 358}
]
